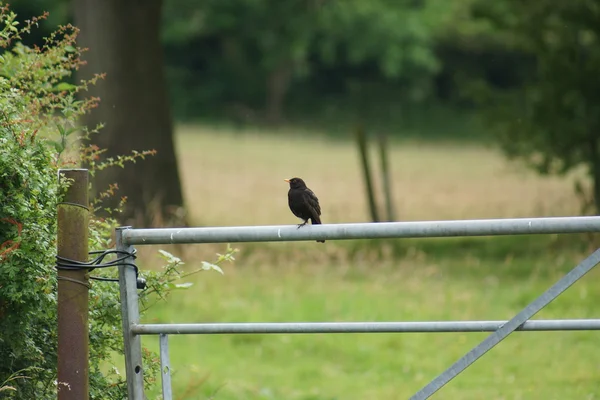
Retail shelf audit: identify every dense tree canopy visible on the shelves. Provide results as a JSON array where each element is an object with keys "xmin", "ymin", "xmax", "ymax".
[
  {"xmin": 12, "ymin": 0, "xmax": 520, "ymax": 124},
  {"xmin": 161, "ymin": 0, "xmax": 478, "ymax": 123},
  {"xmin": 473, "ymin": 0, "xmax": 600, "ymax": 212}
]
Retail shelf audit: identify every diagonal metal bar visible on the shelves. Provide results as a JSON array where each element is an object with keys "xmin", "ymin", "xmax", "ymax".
[{"xmin": 410, "ymin": 247, "xmax": 600, "ymax": 400}]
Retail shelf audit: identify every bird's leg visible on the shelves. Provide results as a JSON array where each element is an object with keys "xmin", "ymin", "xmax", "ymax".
[{"xmin": 297, "ymin": 220, "xmax": 308, "ymax": 229}]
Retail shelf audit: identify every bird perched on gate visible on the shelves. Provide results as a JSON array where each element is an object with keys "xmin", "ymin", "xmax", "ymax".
[{"xmin": 284, "ymin": 177, "xmax": 325, "ymax": 243}]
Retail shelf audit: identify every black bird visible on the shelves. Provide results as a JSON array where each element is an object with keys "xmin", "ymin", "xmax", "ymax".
[{"xmin": 285, "ymin": 177, "xmax": 325, "ymax": 243}]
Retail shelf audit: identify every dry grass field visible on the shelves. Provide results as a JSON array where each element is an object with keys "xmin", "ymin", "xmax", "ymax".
[
  {"xmin": 138, "ymin": 124, "xmax": 598, "ymax": 400},
  {"xmin": 175, "ymin": 124, "xmax": 581, "ymax": 227}
]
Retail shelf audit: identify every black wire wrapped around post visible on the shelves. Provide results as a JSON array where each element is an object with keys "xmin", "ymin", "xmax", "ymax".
[{"xmin": 56, "ymin": 248, "xmax": 145, "ymax": 289}]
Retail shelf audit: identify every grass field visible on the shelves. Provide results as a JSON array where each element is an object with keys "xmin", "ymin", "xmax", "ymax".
[{"xmin": 138, "ymin": 125, "xmax": 599, "ymax": 399}]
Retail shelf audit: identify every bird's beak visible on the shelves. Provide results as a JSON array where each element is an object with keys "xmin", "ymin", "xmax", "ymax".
[{"xmin": 284, "ymin": 179, "xmax": 290, "ymax": 183}]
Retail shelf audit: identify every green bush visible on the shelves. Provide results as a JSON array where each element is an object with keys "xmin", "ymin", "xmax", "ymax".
[
  {"xmin": 0, "ymin": 6, "xmax": 235, "ymax": 398},
  {"xmin": 0, "ymin": 9, "xmax": 66, "ymax": 396}
]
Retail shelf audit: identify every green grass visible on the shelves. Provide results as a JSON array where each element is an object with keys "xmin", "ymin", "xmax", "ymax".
[
  {"xmin": 139, "ymin": 235, "xmax": 600, "ymax": 399},
  {"xmin": 134, "ymin": 125, "xmax": 598, "ymax": 399}
]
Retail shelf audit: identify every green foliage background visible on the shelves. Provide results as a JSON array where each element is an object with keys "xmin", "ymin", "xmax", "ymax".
[
  {"xmin": 0, "ymin": 8, "xmax": 131, "ymax": 397},
  {"xmin": 0, "ymin": 86, "xmax": 59, "ymax": 396},
  {"xmin": 9, "ymin": 0, "xmax": 508, "ymax": 132},
  {"xmin": 0, "ymin": 6, "xmax": 234, "ymax": 398}
]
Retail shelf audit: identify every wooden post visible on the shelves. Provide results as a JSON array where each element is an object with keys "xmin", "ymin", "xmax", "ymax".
[
  {"xmin": 57, "ymin": 169, "xmax": 89, "ymax": 399},
  {"xmin": 355, "ymin": 125, "xmax": 380, "ymax": 222},
  {"xmin": 378, "ymin": 133, "xmax": 396, "ymax": 221}
]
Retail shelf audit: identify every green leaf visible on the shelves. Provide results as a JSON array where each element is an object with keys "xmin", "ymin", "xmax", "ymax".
[
  {"xmin": 52, "ymin": 82, "xmax": 77, "ymax": 92},
  {"xmin": 65, "ymin": 127, "xmax": 78, "ymax": 137},
  {"xmin": 50, "ymin": 140, "xmax": 64, "ymax": 153},
  {"xmin": 165, "ymin": 281, "xmax": 193, "ymax": 290},
  {"xmin": 64, "ymin": 45, "xmax": 76, "ymax": 53},
  {"xmin": 158, "ymin": 249, "xmax": 182, "ymax": 265},
  {"xmin": 174, "ymin": 282, "xmax": 193, "ymax": 289},
  {"xmin": 201, "ymin": 261, "xmax": 224, "ymax": 275},
  {"xmin": 56, "ymin": 123, "xmax": 65, "ymax": 136}
]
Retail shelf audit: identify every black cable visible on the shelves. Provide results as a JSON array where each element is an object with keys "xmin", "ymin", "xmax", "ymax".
[
  {"xmin": 55, "ymin": 248, "xmax": 146, "ymax": 289},
  {"xmin": 57, "ymin": 275, "xmax": 91, "ymax": 288},
  {"xmin": 57, "ymin": 201, "xmax": 90, "ymax": 211},
  {"xmin": 89, "ymin": 276, "xmax": 119, "ymax": 282}
]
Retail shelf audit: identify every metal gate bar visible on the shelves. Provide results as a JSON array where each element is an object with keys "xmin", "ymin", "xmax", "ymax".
[
  {"xmin": 159, "ymin": 334, "xmax": 173, "ymax": 400},
  {"xmin": 131, "ymin": 319, "xmax": 600, "ymax": 335},
  {"xmin": 116, "ymin": 227, "xmax": 145, "ymax": 399},
  {"xmin": 410, "ymin": 247, "xmax": 600, "ymax": 400},
  {"xmin": 116, "ymin": 217, "xmax": 600, "ymax": 399},
  {"xmin": 122, "ymin": 216, "xmax": 600, "ymax": 245}
]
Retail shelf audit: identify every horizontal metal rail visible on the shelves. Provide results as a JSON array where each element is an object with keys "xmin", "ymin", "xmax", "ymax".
[
  {"xmin": 122, "ymin": 216, "xmax": 600, "ymax": 245},
  {"xmin": 131, "ymin": 319, "xmax": 600, "ymax": 335}
]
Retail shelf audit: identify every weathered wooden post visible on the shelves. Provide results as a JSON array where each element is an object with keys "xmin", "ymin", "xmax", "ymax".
[
  {"xmin": 56, "ymin": 168, "xmax": 89, "ymax": 399},
  {"xmin": 355, "ymin": 124, "xmax": 380, "ymax": 222},
  {"xmin": 377, "ymin": 133, "xmax": 396, "ymax": 222}
]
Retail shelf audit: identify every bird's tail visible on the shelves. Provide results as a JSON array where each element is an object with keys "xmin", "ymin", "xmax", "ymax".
[{"xmin": 311, "ymin": 216, "xmax": 325, "ymax": 243}]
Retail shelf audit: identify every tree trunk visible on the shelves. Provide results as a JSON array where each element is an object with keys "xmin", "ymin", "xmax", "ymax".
[
  {"xmin": 74, "ymin": 0, "xmax": 184, "ymax": 227},
  {"xmin": 265, "ymin": 61, "xmax": 293, "ymax": 125}
]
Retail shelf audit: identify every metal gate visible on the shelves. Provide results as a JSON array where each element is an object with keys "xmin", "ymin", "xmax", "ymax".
[{"xmin": 116, "ymin": 216, "xmax": 600, "ymax": 399}]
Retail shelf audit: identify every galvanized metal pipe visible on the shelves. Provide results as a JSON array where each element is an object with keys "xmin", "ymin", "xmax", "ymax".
[
  {"xmin": 159, "ymin": 334, "xmax": 173, "ymax": 400},
  {"xmin": 122, "ymin": 216, "xmax": 600, "ymax": 245},
  {"xmin": 131, "ymin": 319, "xmax": 600, "ymax": 335},
  {"xmin": 57, "ymin": 169, "xmax": 89, "ymax": 399},
  {"xmin": 117, "ymin": 227, "xmax": 146, "ymax": 400}
]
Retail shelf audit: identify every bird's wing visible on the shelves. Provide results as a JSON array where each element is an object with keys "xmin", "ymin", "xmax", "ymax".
[{"xmin": 303, "ymin": 188, "xmax": 321, "ymax": 216}]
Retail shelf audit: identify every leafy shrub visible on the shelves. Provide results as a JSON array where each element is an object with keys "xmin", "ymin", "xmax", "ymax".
[{"xmin": 0, "ymin": 6, "xmax": 235, "ymax": 398}]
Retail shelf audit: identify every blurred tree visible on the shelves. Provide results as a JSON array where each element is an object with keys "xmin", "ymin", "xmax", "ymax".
[
  {"xmin": 13, "ymin": 0, "xmax": 528, "ymax": 136},
  {"xmin": 316, "ymin": 0, "xmax": 439, "ymax": 83},
  {"xmin": 75, "ymin": 0, "xmax": 184, "ymax": 226},
  {"xmin": 426, "ymin": 0, "xmax": 531, "ymax": 104},
  {"xmin": 162, "ymin": 0, "xmax": 442, "ymax": 124},
  {"xmin": 163, "ymin": 0, "xmax": 325, "ymax": 125},
  {"xmin": 9, "ymin": 0, "xmax": 69, "ymax": 42},
  {"xmin": 475, "ymin": 1, "xmax": 600, "ymax": 213}
]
